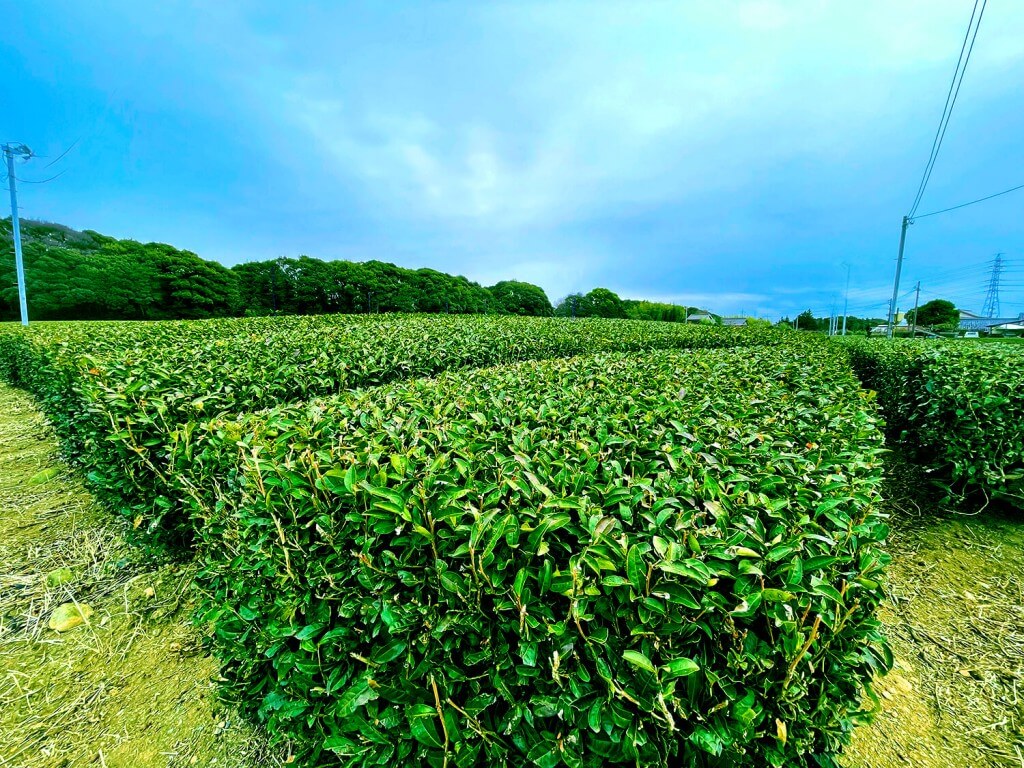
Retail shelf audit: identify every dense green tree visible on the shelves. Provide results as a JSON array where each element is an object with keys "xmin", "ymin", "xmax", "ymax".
[
  {"xmin": 908, "ymin": 299, "xmax": 958, "ymax": 328},
  {"xmin": 487, "ymin": 280, "xmax": 553, "ymax": 316},
  {"xmin": 621, "ymin": 300, "xmax": 701, "ymax": 323},
  {"xmin": 4, "ymin": 218, "xmax": 718, "ymax": 324},
  {"xmin": 1, "ymin": 222, "xmax": 236, "ymax": 320},
  {"xmin": 584, "ymin": 288, "xmax": 627, "ymax": 318},
  {"xmin": 555, "ymin": 288, "xmax": 628, "ymax": 319},
  {"xmin": 230, "ymin": 255, "xmax": 493, "ymax": 317},
  {"xmin": 553, "ymin": 293, "xmax": 585, "ymax": 317},
  {"xmin": 233, "ymin": 259, "xmax": 287, "ymax": 314},
  {"xmin": 795, "ymin": 310, "xmax": 820, "ymax": 331}
]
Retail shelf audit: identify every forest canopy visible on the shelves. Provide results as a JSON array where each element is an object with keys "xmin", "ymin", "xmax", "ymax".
[{"xmin": 2, "ymin": 219, "xmax": 719, "ymax": 324}]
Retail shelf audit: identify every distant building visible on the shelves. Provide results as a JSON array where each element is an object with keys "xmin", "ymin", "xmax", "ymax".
[
  {"xmin": 958, "ymin": 309, "xmax": 1024, "ymax": 333},
  {"xmin": 684, "ymin": 311, "xmax": 713, "ymax": 323},
  {"xmin": 867, "ymin": 320, "xmax": 939, "ymax": 337},
  {"xmin": 721, "ymin": 316, "xmax": 747, "ymax": 327},
  {"xmin": 988, "ymin": 321, "xmax": 1024, "ymax": 336}
]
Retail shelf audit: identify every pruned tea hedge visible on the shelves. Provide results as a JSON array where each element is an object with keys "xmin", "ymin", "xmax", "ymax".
[
  {"xmin": 185, "ymin": 345, "xmax": 890, "ymax": 767},
  {"xmin": 0, "ymin": 316, "xmax": 789, "ymax": 550},
  {"xmin": 841, "ymin": 338, "xmax": 1024, "ymax": 506}
]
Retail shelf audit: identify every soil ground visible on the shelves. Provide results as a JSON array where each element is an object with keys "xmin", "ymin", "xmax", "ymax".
[
  {"xmin": 844, "ymin": 462, "xmax": 1024, "ymax": 768},
  {"xmin": 1, "ymin": 383, "xmax": 1022, "ymax": 767},
  {"xmin": 0, "ymin": 384, "xmax": 282, "ymax": 768}
]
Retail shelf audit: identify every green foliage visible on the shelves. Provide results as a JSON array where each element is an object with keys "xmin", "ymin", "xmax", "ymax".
[
  {"xmin": 185, "ymin": 345, "xmax": 890, "ymax": 768},
  {"xmin": 487, "ymin": 281, "xmax": 554, "ymax": 316},
  {"xmin": 554, "ymin": 288, "xmax": 628, "ymax": 319},
  {"xmin": 0, "ymin": 315, "xmax": 892, "ymax": 765},
  {"xmin": 839, "ymin": 338, "xmax": 1024, "ymax": 505},
  {"xmin": 622, "ymin": 300, "xmax": 699, "ymax": 323},
  {"xmin": 4, "ymin": 219, "xmax": 709, "ymax": 324},
  {"xmin": 0, "ymin": 219, "xmax": 238, "ymax": 320},
  {"xmin": 907, "ymin": 299, "xmax": 957, "ymax": 328},
  {"xmin": 795, "ymin": 311, "xmax": 819, "ymax": 332},
  {"xmin": 785, "ymin": 313, "xmax": 882, "ymax": 335},
  {"xmin": 583, "ymin": 288, "xmax": 627, "ymax": 318},
  {"xmin": 232, "ymin": 257, "xmax": 497, "ymax": 316},
  {"xmin": 0, "ymin": 316, "xmax": 790, "ymax": 551}
]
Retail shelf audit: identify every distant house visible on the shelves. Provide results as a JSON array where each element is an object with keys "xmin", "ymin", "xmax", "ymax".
[
  {"xmin": 867, "ymin": 320, "xmax": 938, "ymax": 337},
  {"xmin": 869, "ymin": 322, "xmax": 905, "ymax": 336},
  {"xmin": 958, "ymin": 310, "xmax": 1024, "ymax": 333},
  {"xmin": 684, "ymin": 311, "xmax": 713, "ymax": 323},
  {"xmin": 721, "ymin": 316, "xmax": 747, "ymax": 327},
  {"xmin": 988, "ymin": 321, "xmax": 1024, "ymax": 336}
]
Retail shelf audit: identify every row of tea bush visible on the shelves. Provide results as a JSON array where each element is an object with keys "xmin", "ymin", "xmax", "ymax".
[
  {"xmin": 177, "ymin": 345, "xmax": 890, "ymax": 767},
  {"xmin": 0, "ymin": 315, "xmax": 785, "ymax": 549},
  {"xmin": 840, "ymin": 338, "xmax": 1023, "ymax": 506}
]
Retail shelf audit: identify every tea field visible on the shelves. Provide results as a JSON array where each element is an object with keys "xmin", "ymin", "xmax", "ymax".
[{"xmin": 0, "ymin": 315, "xmax": 1021, "ymax": 767}]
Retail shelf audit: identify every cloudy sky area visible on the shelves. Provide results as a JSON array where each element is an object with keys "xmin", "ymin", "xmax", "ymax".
[{"xmin": 4, "ymin": 1, "xmax": 1024, "ymax": 318}]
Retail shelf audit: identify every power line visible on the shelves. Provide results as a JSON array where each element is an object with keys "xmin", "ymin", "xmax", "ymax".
[
  {"xmin": 17, "ymin": 167, "xmax": 68, "ymax": 185},
  {"xmin": 17, "ymin": 168, "xmax": 69, "ymax": 185},
  {"xmin": 40, "ymin": 137, "xmax": 81, "ymax": 170},
  {"xmin": 911, "ymin": 181, "xmax": 1024, "ymax": 220},
  {"xmin": 908, "ymin": 0, "xmax": 986, "ymax": 218},
  {"xmin": 888, "ymin": 0, "xmax": 988, "ymax": 339}
]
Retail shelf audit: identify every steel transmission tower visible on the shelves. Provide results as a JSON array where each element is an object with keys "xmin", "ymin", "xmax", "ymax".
[{"xmin": 981, "ymin": 253, "xmax": 1004, "ymax": 318}]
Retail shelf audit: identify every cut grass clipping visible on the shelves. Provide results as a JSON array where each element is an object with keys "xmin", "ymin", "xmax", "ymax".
[{"xmin": 0, "ymin": 383, "xmax": 279, "ymax": 768}]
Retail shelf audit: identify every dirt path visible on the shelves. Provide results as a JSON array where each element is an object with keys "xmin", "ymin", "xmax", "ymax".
[
  {"xmin": 844, "ymin": 464, "xmax": 1024, "ymax": 768},
  {"xmin": 0, "ymin": 384, "xmax": 279, "ymax": 768}
]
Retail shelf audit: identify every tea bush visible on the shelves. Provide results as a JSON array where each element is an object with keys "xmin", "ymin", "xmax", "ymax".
[
  {"xmin": 187, "ymin": 346, "xmax": 890, "ymax": 767},
  {"xmin": 840, "ymin": 338, "xmax": 1024, "ymax": 506},
  {"xmin": 0, "ymin": 316, "xmax": 790, "ymax": 550}
]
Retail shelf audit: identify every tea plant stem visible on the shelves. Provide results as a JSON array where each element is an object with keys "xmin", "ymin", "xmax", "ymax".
[
  {"xmin": 783, "ymin": 615, "xmax": 822, "ymax": 690},
  {"xmin": 431, "ymin": 675, "xmax": 450, "ymax": 768}
]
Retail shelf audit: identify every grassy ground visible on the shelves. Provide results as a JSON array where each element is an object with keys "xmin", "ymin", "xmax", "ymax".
[
  {"xmin": 0, "ymin": 384, "xmax": 282, "ymax": 768},
  {"xmin": 844, "ymin": 462, "xmax": 1024, "ymax": 768},
  {"xmin": 2, "ymin": 382, "xmax": 1022, "ymax": 767}
]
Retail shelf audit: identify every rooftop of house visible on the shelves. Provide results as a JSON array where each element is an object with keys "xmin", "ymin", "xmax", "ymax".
[{"xmin": 959, "ymin": 312, "xmax": 1024, "ymax": 330}]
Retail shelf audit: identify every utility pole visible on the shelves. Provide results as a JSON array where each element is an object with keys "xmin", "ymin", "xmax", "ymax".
[
  {"xmin": 910, "ymin": 281, "xmax": 921, "ymax": 338},
  {"xmin": 841, "ymin": 262, "xmax": 851, "ymax": 335},
  {"xmin": 886, "ymin": 216, "xmax": 911, "ymax": 339},
  {"xmin": 4, "ymin": 143, "xmax": 32, "ymax": 326}
]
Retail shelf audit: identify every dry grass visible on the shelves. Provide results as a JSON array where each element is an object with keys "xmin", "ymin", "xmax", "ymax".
[
  {"xmin": 0, "ymin": 384, "xmax": 282, "ymax": 768},
  {"xmin": 844, "ymin": 460, "xmax": 1024, "ymax": 768}
]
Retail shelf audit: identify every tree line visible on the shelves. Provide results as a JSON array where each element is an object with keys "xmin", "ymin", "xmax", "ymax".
[
  {"xmin": 2, "ymin": 219, "xmax": 709, "ymax": 323},
  {"xmin": 783, "ymin": 299, "xmax": 959, "ymax": 334}
]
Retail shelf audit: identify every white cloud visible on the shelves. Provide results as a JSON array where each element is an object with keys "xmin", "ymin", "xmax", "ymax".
[
  {"xmin": 208, "ymin": 1, "xmax": 1024, "ymax": 312},
  {"xmin": 265, "ymin": 1, "xmax": 1022, "ymax": 234}
]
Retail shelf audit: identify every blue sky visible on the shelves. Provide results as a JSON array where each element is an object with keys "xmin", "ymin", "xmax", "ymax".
[{"xmin": 3, "ymin": 1, "xmax": 1024, "ymax": 318}]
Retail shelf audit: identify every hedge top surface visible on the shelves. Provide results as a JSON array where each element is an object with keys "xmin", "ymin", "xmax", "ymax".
[
  {"xmin": 190, "ymin": 345, "xmax": 890, "ymax": 767},
  {"xmin": 0, "ymin": 316, "xmax": 794, "ymax": 549},
  {"xmin": 838, "ymin": 337, "xmax": 1024, "ymax": 506}
]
